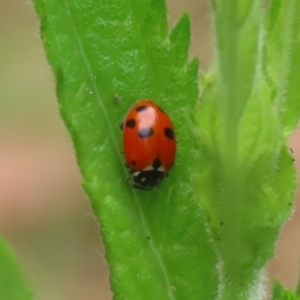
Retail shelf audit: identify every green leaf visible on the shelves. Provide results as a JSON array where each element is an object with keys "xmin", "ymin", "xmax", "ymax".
[
  {"xmin": 194, "ymin": 0, "xmax": 297, "ymax": 299},
  {"xmin": 266, "ymin": 0, "xmax": 300, "ymax": 136},
  {"xmin": 272, "ymin": 281, "xmax": 300, "ymax": 300},
  {"xmin": 31, "ymin": 0, "xmax": 217, "ymax": 299},
  {"xmin": 212, "ymin": 0, "xmax": 262, "ymax": 127},
  {"xmin": 0, "ymin": 237, "xmax": 32, "ymax": 300},
  {"xmin": 296, "ymin": 266, "xmax": 300, "ymax": 296},
  {"xmin": 170, "ymin": 13, "xmax": 190, "ymax": 69}
]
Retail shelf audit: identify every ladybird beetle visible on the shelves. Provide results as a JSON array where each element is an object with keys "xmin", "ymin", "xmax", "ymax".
[{"xmin": 121, "ymin": 100, "xmax": 176, "ymax": 190}]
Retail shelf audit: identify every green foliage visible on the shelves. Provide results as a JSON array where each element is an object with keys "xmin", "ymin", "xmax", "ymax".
[
  {"xmin": 0, "ymin": 237, "xmax": 32, "ymax": 300},
  {"xmin": 194, "ymin": 0, "xmax": 300, "ymax": 299},
  {"xmin": 272, "ymin": 282, "xmax": 300, "ymax": 300},
  {"xmin": 32, "ymin": 0, "xmax": 217, "ymax": 299},
  {"xmin": 266, "ymin": 0, "xmax": 300, "ymax": 136},
  {"xmin": 31, "ymin": 0, "xmax": 300, "ymax": 298}
]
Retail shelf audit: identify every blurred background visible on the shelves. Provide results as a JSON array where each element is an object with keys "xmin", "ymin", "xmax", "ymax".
[{"xmin": 0, "ymin": 0, "xmax": 299, "ymax": 299}]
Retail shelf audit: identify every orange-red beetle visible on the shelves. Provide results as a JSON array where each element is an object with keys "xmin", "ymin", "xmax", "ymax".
[{"xmin": 121, "ymin": 100, "xmax": 176, "ymax": 189}]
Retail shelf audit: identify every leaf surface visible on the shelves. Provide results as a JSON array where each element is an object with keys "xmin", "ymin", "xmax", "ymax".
[
  {"xmin": 0, "ymin": 237, "xmax": 32, "ymax": 300},
  {"xmin": 32, "ymin": 0, "xmax": 218, "ymax": 298}
]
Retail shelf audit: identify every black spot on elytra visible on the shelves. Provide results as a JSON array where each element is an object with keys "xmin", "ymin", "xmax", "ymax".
[
  {"xmin": 164, "ymin": 127, "xmax": 174, "ymax": 140},
  {"xmin": 131, "ymin": 160, "xmax": 136, "ymax": 166},
  {"xmin": 152, "ymin": 158, "xmax": 161, "ymax": 170},
  {"xmin": 135, "ymin": 105, "xmax": 148, "ymax": 112},
  {"xmin": 126, "ymin": 118, "xmax": 136, "ymax": 128},
  {"xmin": 138, "ymin": 127, "xmax": 153, "ymax": 138}
]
